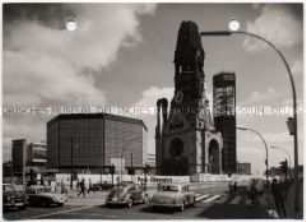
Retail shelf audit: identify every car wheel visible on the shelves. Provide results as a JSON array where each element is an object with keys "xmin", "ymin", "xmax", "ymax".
[
  {"xmin": 180, "ymin": 203, "xmax": 185, "ymax": 212},
  {"xmin": 143, "ymin": 194, "xmax": 149, "ymax": 204},
  {"xmin": 190, "ymin": 197, "xmax": 196, "ymax": 207}
]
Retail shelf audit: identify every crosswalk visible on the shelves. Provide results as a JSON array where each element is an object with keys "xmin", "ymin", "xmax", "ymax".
[
  {"xmin": 195, "ymin": 193, "xmax": 224, "ymax": 203},
  {"xmin": 195, "ymin": 193, "xmax": 260, "ymax": 205}
]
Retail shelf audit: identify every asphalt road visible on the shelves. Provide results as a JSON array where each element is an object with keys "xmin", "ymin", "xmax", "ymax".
[{"xmin": 3, "ymin": 184, "xmax": 273, "ymax": 220}]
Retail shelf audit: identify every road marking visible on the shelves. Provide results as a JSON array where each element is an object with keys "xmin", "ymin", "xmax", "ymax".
[
  {"xmin": 196, "ymin": 194, "xmax": 210, "ymax": 202},
  {"xmin": 202, "ymin": 195, "xmax": 221, "ymax": 203},
  {"xmin": 28, "ymin": 205, "xmax": 96, "ymax": 219}
]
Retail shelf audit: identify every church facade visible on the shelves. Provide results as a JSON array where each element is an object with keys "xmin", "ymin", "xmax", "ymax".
[{"xmin": 155, "ymin": 21, "xmax": 223, "ymax": 176}]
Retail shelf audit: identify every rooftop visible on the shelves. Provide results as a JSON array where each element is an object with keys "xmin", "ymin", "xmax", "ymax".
[{"xmin": 47, "ymin": 112, "xmax": 147, "ymax": 131}]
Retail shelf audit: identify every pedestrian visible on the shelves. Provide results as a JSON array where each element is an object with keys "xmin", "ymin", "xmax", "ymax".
[
  {"xmin": 88, "ymin": 179, "xmax": 93, "ymax": 194},
  {"xmin": 51, "ymin": 180, "xmax": 56, "ymax": 193},
  {"xmin": 228, "ymin": 180, "xmax": 233, "ymax": 194},
  {"xmin": 271, "ymin": 178, "xmax": 286, "ymax": 217},
  {"xmin": 78, "ymin": 178, "xmax": 86, "ymax": 197},
  {"xmin": 233, "ymin": 181, "xmax": 237, "ymax": 193},
  {"xmin": 61, "ymin": 180, "xmax": 68, "ymax": 194},
  {"xmin": 249, "ymin": 179, "xmax": 258, "ymax": 204}
]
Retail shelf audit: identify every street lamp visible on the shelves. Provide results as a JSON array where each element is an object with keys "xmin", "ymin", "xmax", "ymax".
[
  {"xmin": 237, "ymin": 126, "xmax": 269, "ymax": 181},
  {"xmin": 200, "ymin": 23, "xmax": 299, "ymax": 217}
]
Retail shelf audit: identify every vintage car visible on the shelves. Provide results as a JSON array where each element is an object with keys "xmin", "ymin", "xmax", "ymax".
[
  {"xmin": 150, "ymin": 184, "xmax": 196, "ymax": 211},
  {"xmin": 3, "ymin": 184, "xmax": 27, "ymax": 210},
  {"xmin": 27, "ymin": 185, "xmax": 67, "ymax": 207},
  {"xmin": 106, "ymin": 183, "xmax": 148, "ymax": 208}
]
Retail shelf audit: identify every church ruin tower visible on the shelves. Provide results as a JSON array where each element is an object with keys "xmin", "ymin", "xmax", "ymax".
[{"xmin": 155, "ymin": 21, "xmax": 223, "ymax": 175}]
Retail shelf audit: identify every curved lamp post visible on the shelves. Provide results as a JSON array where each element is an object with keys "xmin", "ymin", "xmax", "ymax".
[
  {"xmin": 237, "ymin": 126, "xmax": 269, "ymax": 181},
  {"xmin": 200, "ymin": 25, "xmax": 299, "ymax": 217}
]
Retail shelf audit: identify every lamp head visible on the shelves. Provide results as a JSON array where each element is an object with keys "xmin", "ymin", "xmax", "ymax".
[{"xmin": 228, "ymin": 19, "xmax": 241, "ymax": 32}]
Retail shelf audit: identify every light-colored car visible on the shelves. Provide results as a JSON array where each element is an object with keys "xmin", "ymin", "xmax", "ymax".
[
  {"xmin": 150, "ymin": 184, "xmax": 196, "ymax": 211},
  {"xmin": 27, "ymin": 185, "xmax": 67, "ymax": 207},
  {"xmin": 106, "ymin": 184, "xmax": 148, "ymax": 208}
]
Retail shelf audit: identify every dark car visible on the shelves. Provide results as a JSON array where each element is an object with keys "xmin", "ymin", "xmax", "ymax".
[
  {"xmin": 3, "ymin": 183, "xmax": 27, "ymax": 211},
  {"xmin": 92, "ymin": 182, "xmax": 113, "ymax": 191},
  {"xmin": 27, "ymin": 185, "xmax": 67, "ymax": 207},
  {"xmin": 106, "ymin": 184, "xmax": 148, "ymax": 208}
]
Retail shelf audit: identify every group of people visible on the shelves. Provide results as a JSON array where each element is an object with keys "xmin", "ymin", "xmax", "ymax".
[
  {"xmin": 228, "ymin": 177, "xmax": 289, "ymax": 218},
  {"xmin": 77, "ymin": 178, "xmax": 94, "ymax": 197}
]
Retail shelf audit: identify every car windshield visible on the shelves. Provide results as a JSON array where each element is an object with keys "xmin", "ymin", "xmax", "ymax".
[
  {"xmin": 162, "ymin": 185, "xmax": 180, "ymax": 192},
  {"xmin": 109, "ymin": 186, "xmax": 126, "ymax": 195},
  {"xmin": 27, "ymin": 186, "xmax": 51, "ymax": 194}
]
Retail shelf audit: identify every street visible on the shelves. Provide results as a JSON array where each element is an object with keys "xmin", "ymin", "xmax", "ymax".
[{"xmin": 4, "ymin": 184, "xmax": 274, "ymax": 220}]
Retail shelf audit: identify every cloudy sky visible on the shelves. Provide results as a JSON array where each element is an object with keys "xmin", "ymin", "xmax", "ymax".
[{"xmin": 3, "ymin": 3, "xmax": 303, "ymax": 175}]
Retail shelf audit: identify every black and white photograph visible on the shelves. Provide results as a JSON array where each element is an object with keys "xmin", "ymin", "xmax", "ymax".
[{"xmin": 2, "ymin": 2, "xmax": 304, "ymax": 220}]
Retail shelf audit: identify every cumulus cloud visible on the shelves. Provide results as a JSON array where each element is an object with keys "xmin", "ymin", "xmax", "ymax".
[
  {"xmin": 3, "ymin": 4, "xmax": 156, "ymax": 160},
  {"xmin": 134, "ymin": 87, "xmax": 173, "ymax": 110},
  {"xmin": 3, "ymin": 4, "xmax": 156, "ymax": 106},
  {"xmin": 244, "ymin": 4, "xmax": 302, "ymax": 51}
]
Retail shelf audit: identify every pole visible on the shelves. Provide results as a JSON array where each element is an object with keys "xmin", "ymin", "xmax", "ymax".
[
  {"xmin": 121, "ymin": 153, "xmax": 122, "ymax": 184},
  {"xmin": 10, "ymin": 161, "xmax": 14, "ymax": 184},
  {"xmin": 22, "ymin": 143, "xmax": 26, "ymax": 187},
  {"xmin": 70, "ymin": 137, "xmax": 73, "ymax": 189},
  {"xmin": 10, "ymin": 147, "xmax": 14, "ymax": 184},
  {"xmin": 201, "ymin": 30, "xmax": 299, "ymax": 217},
  {"xmin": 237, "ymin": 127, "xmax": 269, "ymax": 181},
  {"xmin": 131, "ymin": 153, "xmax": 134, "ymax": 182}
]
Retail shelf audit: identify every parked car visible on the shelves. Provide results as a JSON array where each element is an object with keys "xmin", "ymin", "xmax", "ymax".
[
  {"xmin": 27, "ymin": 185, "xmax": 67, "ymax": 207},
  {"xmin": 150, "ymin": 184, "xmax": 196, "ymax": 211},
  {"xmin": 3, "ymin": 183, "xmax": 27, "ymax": 210},
  {"xmin": 106, "ymin": 184, "xmax": 148, "ymax": 208}
]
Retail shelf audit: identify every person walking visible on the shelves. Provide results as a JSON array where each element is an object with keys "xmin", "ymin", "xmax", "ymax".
[
  {"xmin": 87, "ymin": 179, "xmax": 93, "ymax": 194},
  {"xmin": 78, "ymin": 178, "xmax": 86, "ymax": 197},
  {"xmin": 271, "ymin": 178, "xmax": 286, "ymax": 217},
  {"xmin": 249, "ymin": 179, "xmax": 258, "ymax": 204}
]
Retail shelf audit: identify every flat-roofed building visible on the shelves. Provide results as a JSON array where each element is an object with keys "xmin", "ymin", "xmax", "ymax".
[
  {"xmin": 12, "ymin": 139, "xmax": 47, "ymax": 175},
  {"xmin": 47, "ymin": 113, "xmax": 148, "ymax": 173},
  {"xmin": 236, "ymin": 162, "xmax": 251, "ymax": 175}
]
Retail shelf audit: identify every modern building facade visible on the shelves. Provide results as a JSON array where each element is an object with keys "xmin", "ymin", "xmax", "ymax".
[
  {"xmin": 155, "ymin": 21, "xmax": 223, "ymax": 176},
  {"xmin": 146, "ymin": 153, "xmax": 156, "ymax": 167},
  {"xmin": 12, "ymin": 139, "xmax": 47, "ymax": 175},
  {"xmin": 213, "ymin": 72, "xmax": 237, "ymax": 174},
  {"xmin": 236, "ymin": 162, "xmax": 251, "ymax": 175},
  {"xmin": 47, "ymin": 113, "xmax": 148, "ymax": 173}
]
